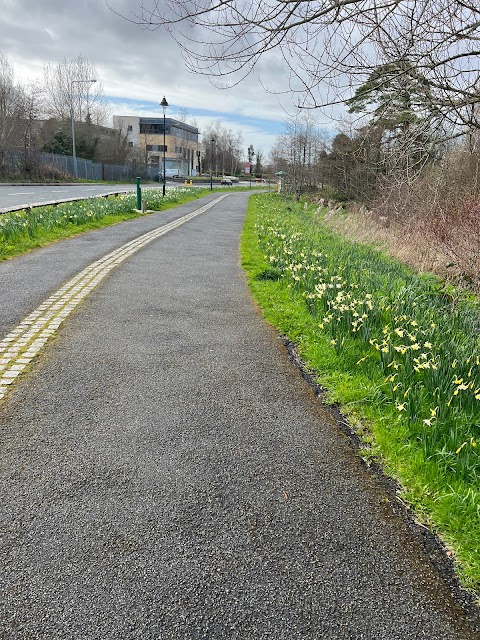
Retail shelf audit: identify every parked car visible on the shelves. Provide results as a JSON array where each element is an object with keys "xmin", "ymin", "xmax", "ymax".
[{"xmin": 221, "ymin": 178, "xmax": 233, "ymax": 185}]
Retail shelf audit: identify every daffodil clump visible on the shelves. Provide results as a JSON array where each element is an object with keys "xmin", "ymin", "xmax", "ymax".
[
  {"xmin": 254, "ymin": 194, "xmax": 479, "ymax": 483},
  {"xmin": 0, "ymin": 195, "xmax": 137, "ymax": 247}
]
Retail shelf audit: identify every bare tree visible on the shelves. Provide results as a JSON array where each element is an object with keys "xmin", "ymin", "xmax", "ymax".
[
  {"xmin": 0, "ymin": 54, "xmax": 27, "ymax": 163},
  {"xmin": 0, "ymin": 53, "xmax": 44, "ymax": 175},
  {"xmin": 112, "ymin": 1, "xmax": 480, "ymax": 136},
  {"xmin": 272, "ymin": 114, "xmax": 328, "ymax": 199},
  {"xmin": 43, "ymin": 54, "xmax": 107, "ymax": 125},
  {"xmin": 201, "ymin": 121, "xmax": 243, "ymax": 175},
  {"xmin": 176, "ymin": 106, "xmax": 190, "ymax": 123}
]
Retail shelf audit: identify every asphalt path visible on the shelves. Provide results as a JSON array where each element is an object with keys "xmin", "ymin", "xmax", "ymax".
[{"xmin": 0, "ymin": 193, "xmax": 477, "ymax": 639}]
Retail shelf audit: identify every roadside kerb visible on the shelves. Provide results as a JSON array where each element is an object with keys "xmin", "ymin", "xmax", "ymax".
[
  {"xmin": 0, "ymin": 193, "xmax": 230, "ymax": 401},
  {"xmin": 0, "ymin": 189, "xmax": 135, "ymax": 215}
]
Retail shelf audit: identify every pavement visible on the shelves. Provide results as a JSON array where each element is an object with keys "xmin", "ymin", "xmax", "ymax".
[{"xmin": 0, "ymin": 192, "xmax": 478, "ymax": 639}]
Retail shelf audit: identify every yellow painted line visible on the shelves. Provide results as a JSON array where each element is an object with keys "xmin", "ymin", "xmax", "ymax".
[{"xmin": 0, "ymin": 194, "xmax": 230, "ymax": 401}]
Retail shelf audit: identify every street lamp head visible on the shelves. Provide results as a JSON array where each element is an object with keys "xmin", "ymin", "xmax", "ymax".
[{"xmin": 160, "ymin": 96, "xmax": 169, "ymax": 113}]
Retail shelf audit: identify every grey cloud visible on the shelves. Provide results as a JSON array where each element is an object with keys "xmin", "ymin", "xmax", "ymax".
[{"xmin": 0, "ymin": 0, "xmax": 309, "ymax": 143}]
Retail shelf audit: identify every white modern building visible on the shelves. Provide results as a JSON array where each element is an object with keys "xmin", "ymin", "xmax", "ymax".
[{"xmin": 113, "ymin": 115, "xmax": 201, "ymax": 176}]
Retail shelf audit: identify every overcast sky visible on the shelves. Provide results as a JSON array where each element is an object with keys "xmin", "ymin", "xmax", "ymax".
[{"xmin": 0, "ymin": 0, "xmax": 334, "ymax": 156}]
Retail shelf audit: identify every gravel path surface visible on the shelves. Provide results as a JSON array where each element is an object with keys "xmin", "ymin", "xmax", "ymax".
[{"xmin": 0, "ymin": 193, "xmax": 477, "ymax": 639}]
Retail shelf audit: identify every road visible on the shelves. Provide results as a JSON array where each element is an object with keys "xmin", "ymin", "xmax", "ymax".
[
  {"xmin": 0, "ymin": 181, "xmax": 256, "ymax": 213},
  {"xmin": 0, "ymin": 192, "xmax": 477, "ymax": 639},
  {"xmin": 0, "ymin": 183, "xmax": 172, "ymax": 213}
]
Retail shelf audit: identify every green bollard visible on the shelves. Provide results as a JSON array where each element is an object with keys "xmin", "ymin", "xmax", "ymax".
[{"xmin": 136, "ymin": 177, "xmax": 141, "ymax": 210}]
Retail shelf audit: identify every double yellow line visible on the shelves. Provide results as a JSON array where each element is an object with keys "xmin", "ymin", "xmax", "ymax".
[{"xmin": 0, "ymin": 194, "xmax": 230, "ymax": 401}]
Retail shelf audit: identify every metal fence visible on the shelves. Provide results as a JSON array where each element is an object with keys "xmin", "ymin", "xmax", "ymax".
[
  {"xmin": 1, "ymin": 149, "xmax": 157, "ymax": 182},
  {"xmin": 38, "ymin": 151, "xmax": 147, "ymax": 181}
]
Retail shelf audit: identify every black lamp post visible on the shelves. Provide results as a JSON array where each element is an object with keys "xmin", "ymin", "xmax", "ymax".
[
  {"xmin": 210, "ymin": 137, "xmax": 215, "ymax": 190},
  {"xmin": 160, "ymin": 96, "xmax": 169, "ymax": 196},
  {"xmin": 248, "ymin": 144, "xmax": 255, "ymax": 188}
]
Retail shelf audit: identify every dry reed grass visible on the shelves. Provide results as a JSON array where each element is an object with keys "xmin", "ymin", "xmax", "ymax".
[{"xmin": 320, "ymin": 201, "xmax": 479, "ymax": 292}]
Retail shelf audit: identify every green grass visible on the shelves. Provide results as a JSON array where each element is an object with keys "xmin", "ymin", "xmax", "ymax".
[
  {"xmin": 0, "ymin": 186, "xmax": 228, "ymax": 260},
  {"xmin": 241, "ymin": 192, "xmax": 480, "ymax": 597}
]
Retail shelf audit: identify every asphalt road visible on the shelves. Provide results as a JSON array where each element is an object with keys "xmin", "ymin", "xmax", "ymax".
[
  {"xmin": 0, "ymin": 193, "xmax": 477, "ymax": 639},
  {"xmin": 0, "ymin": 183, "xmax": 172, "ymax": 213},
  {"xmin": 0, "ymin": 181, "xmax": 256, "ymax": 213}
]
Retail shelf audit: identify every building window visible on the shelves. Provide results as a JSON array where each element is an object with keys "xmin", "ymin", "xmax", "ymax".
[
  {"xmin": 128, "ymin": 141, "xmax": 133, "ymax": 147},
  {"xmin": 147, "ymin": 145, "xmax": 167, "ymax": 152},
  {"xmin": 140, "ymin": 123, "xmax": 168, "ymax": 134},
  {"xmin": 127, "ymin": 125, "xmax": 133, "ymax": 131}
]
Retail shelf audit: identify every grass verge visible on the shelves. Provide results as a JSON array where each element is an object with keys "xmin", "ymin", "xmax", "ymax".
[
  {"xmin": 0, "ymin": 187, "xmax": 227, "ymax": 260},
  {"xmin": 241, "ymin": 192, "xmax": 480, "ymax": 597}
]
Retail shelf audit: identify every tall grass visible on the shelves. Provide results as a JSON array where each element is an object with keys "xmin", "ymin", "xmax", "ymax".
[{"xmin": 243, "ymin": 192, "xmax": 480, "ymax": 594}]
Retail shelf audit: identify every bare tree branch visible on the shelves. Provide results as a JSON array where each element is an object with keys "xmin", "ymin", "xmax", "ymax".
[{"xmin": 110, "ymin": 0, "xmax": 480, "ymax": 135}]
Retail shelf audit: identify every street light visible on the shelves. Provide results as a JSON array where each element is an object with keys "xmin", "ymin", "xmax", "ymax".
[
  {"xmin": 210, "ymin": 137, "xmax": 215, "ymax": 190},
  {"xmin": 248, "ymin": 144, "xmax": 255, "ymax": 188},
  {"xmin": 71, "ymin": 79, "xmax": 96, "ymax": 178},
  {"xmin": 160, "ymin": 96, "xmax": 169, "ymax": 196}
]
